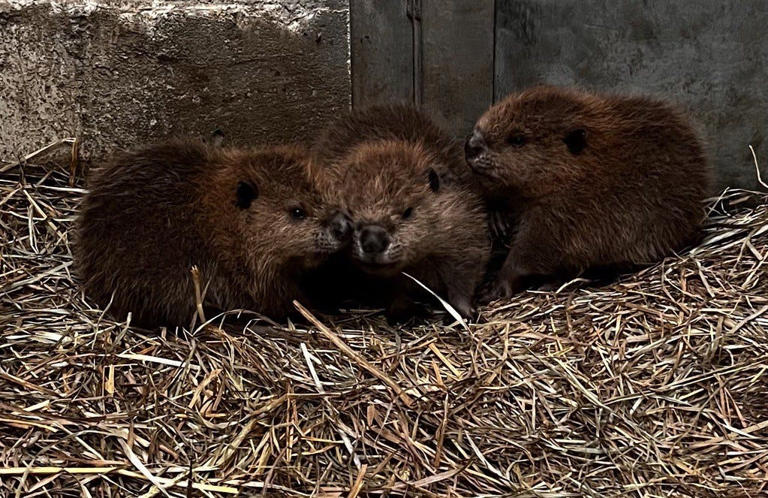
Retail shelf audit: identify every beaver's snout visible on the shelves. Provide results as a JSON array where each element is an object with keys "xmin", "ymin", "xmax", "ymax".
[
  {"xmin": 464, "ymin": 130, "xmax": 486, "ymax": 161},
  {"xmin": 329, "ymin": 212, "xmax": 352, "ymax": 242},
  {"xmin": 359, "ymin": 225, "xmax": 390, "ymax": 255}
]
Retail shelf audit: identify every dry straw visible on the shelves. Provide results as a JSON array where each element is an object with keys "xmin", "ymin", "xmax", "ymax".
[{"xmin": 1, "ymin": 157, "xmax": 766, "ymax": 496}]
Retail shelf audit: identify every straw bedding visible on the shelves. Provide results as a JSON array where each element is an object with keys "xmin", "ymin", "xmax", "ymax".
[{"xmin": 1, "ymin": 157, "xmax": 767, "ymax": 497}]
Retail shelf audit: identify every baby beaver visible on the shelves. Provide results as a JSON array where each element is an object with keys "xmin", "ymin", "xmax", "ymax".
[
  {"xmin": 312, "ymin": 105, "xmax": 490, "ymax": 319},
  {"xmin": 75, "ymin": 140, "xmax": 346, "ymax": 327},
  {"xmin": 465, "ymin": 86, "xmax": 712, "ymax": 298}
]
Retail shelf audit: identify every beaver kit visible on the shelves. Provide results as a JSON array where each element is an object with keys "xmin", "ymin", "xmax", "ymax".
[
  {"xmin": 465, "ymin": 85, "xmax": 712, "ymax": 298},
  {"xmin": 75, "ymin": 140, "xmax": 346, "ymax": 326},
  {"xmin": 310, "ymin": 104, "xmax": 491, "ymax": 319},
  {"xmin": 76, "ymin": 88, "xmax": 712, "ymax": 323}
]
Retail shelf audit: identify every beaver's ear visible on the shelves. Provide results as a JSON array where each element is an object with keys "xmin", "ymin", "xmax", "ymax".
[
  {"xmin": 564, "ymin": 129, "xmax": 587, "ymax": 155},
  {"xmin": 427, "ymin": 168, "xmax": 440, "ymax": 192},
  {"xmin": 235, "ymin": 181, "xmax": 258, "ymax": 209}
]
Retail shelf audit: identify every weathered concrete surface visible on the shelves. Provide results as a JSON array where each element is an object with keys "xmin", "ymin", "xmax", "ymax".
[
  {"xmin": 0, "ymin": 0, "xmax": 350, "ymax": 163},
  {"xmin": 495, "ymin": 0, "xmax": 768, "ymax": 189}
]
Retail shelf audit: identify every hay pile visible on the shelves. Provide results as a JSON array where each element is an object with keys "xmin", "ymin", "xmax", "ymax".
[{"xmin": 1, "ymin": 158, "xmax": 767, "ymax": 497}]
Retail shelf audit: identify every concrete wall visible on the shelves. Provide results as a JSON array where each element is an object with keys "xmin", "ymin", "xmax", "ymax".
[
  {"xmin": 496, "ymin": 0, "xmax": 768, "ymax": 189},
  {"xmin": 0, "ymin": 0, "xmax": 350, "ymax": 163},
  {"xmin": 3, "ymin": 1, "xmax": 765, "ymax": 190}
]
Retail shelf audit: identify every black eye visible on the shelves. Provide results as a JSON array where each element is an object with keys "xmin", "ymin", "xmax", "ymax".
[
  {"xmin": 290, "ymin": 207, "xmax": 307, "ymax": 220},
  {"xmin": 507, "ymin": 135, "xmax": 526, "ymax": 147},
  {"xmin": 402, "ymin": 207, "xmax": 413, "ymax": 219}
]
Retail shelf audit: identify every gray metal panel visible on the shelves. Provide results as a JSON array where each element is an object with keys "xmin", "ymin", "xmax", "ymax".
[
  {"xmin": 421, "ymin": 0, "xmax": 495, "ymax": 137},
  {"xmin": 350, "ymin": 0, "xmax": 414, "ymax": 107},
  {"xmin": 495, "ymin": 0, "xmax": 768, "ymax": 189}
]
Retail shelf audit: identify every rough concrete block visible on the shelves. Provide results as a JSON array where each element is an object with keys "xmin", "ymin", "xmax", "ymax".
[{"xmin": 0, "ymin": 0, "xmax": 350, "ymax": 163}]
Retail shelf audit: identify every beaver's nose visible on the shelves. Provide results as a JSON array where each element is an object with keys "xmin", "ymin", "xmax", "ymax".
[
  {"xmin": 464, "ymin": 131, "xmax": 486, "ymax": 160},
  {"xmin": 329, "ymin": 212, "xmax": 352, "ymax": 242},
  {"xmin": 359, "ymin": 225, "xmax": 390, "ymax": 255}
]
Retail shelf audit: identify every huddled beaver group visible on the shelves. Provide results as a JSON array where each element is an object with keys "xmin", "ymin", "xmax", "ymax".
[{"xmin": 75, "ymin": 86, "xmax": 712, "ymax": 327}]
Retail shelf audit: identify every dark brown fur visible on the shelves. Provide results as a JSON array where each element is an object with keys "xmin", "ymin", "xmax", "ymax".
[
  {"xmin": 466, "ymin": 86, "xmax": 713, "ymax": 297},
  {"xmin": 312, "ymin": 105, "xmax": 490, "ymax": 318},
  {"xmin": 75, "ymin": 140, "xmax": 343, "ymax": 326},
  {"xmin": 313, "ymin": 104, "xmax": 468, "ymax": 181}
]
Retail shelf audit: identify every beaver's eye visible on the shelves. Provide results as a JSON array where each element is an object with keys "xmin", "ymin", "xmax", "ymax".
[
  {"xmin": 402, "ymin": 207, "xmax": 413, "ymax": 220},
  {"xmin": 507, "ymin": 135, "xmax": 526, "ymax": 147},
  {"xmin": 290, "ymin": 207, "xmax": 307, "ymax": 220}
]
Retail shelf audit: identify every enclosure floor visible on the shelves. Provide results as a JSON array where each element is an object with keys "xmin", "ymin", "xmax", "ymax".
[{"xmin": 1, "ymin": 162, "xmax": 767, "ymax": 497}]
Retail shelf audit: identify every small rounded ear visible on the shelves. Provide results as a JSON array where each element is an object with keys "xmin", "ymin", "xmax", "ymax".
[
  {"xmin": 564, "ymin": 129, "xmax": 587, "ymax": 155},
  {"xmin": 235, "ymin": 181, "xmax": 258, "ymax": 209},
  {"xmin": 427, "ymin": 168, "xmax": 440, "ymax": 192}
]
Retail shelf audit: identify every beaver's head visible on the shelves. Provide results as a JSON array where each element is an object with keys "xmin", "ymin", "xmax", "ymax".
[
  {"xmin": 465, "ymin": 86, "xmax": 597, "ymax": 199},
  {"xmin": 214, "ymin": 146, "xmax": 351, "ymax": 273},
  {"xmin": 319, "ymin": 140, "xmax": 456, "ymax": 277}
]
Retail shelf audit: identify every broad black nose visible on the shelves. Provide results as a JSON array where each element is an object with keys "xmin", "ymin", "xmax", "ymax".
[
  {"xmin": 464, "ymin": 132, "xmax": 485, "ymax": 160},
  {"xmin": 329, "ymin": 212, "xmax": 352, "ymax": 242},
  {"xmin": 360, "ymin": 225, "xmax": 390, "ymax": 255}
]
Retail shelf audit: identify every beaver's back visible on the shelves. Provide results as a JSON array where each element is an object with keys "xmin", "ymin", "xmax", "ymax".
[
  {"xmin": 560, "ymin": 94, "xmax": 711, "ymax": 265},
  {"xmin": 75, "ymin": 141, "xmax": 218, "ymax": 325}
]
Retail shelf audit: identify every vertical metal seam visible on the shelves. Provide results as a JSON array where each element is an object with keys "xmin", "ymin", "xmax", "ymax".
[
  {"xmin": 491, "ymin": 0, "xmax": 497, "ymax": 103},
  {"xmin": 409, "ymin": 0, "xmax": 423, "ymax": 107},
  {"xmin": 349, "ymin": 0, "xmax": 356, "ymax": 109}
]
